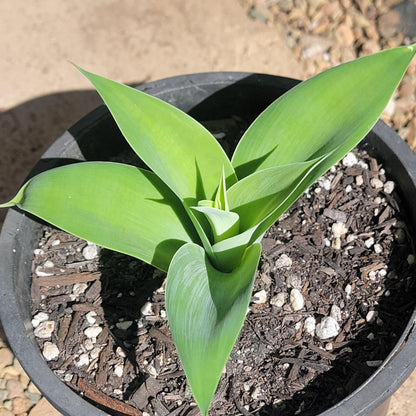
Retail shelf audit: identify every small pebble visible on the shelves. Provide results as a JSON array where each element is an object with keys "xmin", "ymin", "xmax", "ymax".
[
  {"xmin": 73, "ymin": 283, "xmax": 88, "ymax": 296},
  {"xmin": 304, "ymin": 316, "xmax": 316, "ymax": 335},
  {"xmin": 51, "ymin": 239, "xmax": 61, "ymax": 246},
  {"xmin": 147, "ymin": 363, "xmax": 158, "ymax": 378},
  {"xmin": 34, "ymin": 321, "xmax": 55, "ymax": 339},
  {"xmin": 364, "ymin": 237, "xmax": 375, "ymax": 248},
  {"xmin": 114, "ymin": 363, "xmax": 124, "ymax": 378},
  {"xmin": 345, "ymin": 284, "xmax": 352, "ymax": 296},
  {"xmin": 275, "ymin": 254, "xmax": 292, "ymax": 268},
  {"xmin": 90, "ymin": 347, "xmax": 102, "ymax": 360},
  {"xmin": 374, "ymin": 244, "xmax": 382, "ymax": 254},
  {"xmin": 367, "ymin": 333, "xmax": 375, "ymax": 340},
  {"xmin": 383, "ymin": 180, "xmax": 395, "ymax": 194},
  {"xmin": 290, "ymin": 289, "xmax": 304, "ymax": 311},
  {"xmin": 75, "ymin": 353, "xmax": 90, "ymax": 367},
  {"xmin": 366, "ymin": 310, "xmax": 378, "ymax": 323},
  {"xmin": 355, "ymin": 175, "xmax": 363, "ymax": 186},
  {"xmin": 315, "ymin": 317, "xmax": 340, "ymax": 339},
  {"xmin": 43, "ymin": 260, "xmax": 54, "ymax": 268},
  {"xmin": 370, "ymin": 178, "xmax": 383, "ymax": 189},
  {"xmin": 116, "ymin": 320, "xmax": 133, "ymax": 330},
  {"xmin": 332, "ymin": 222, "xmax": 348, "ymax": 238},
  {"xmin": 407, "ymin": 254, "xmax": 415, "ymax": 265},
  {"xmin": 82, "ymin": 244, "xmax": 99, "ymax": 260},
  {"xmin": 84, "ymin": 339, "xmax": 94, "ymax": 351},
  {"xmin": 270, "ymin": 292, "xmax": 286, "ymax": 307},
  {"xmin": 330, "ymin": 304, "xmax": 342, "ymax": 322},
  {"xmin": 286, "ymin": 274, "xmax": 302, "ymax": 289},
  {"xmin": 86, "ymin": 311, "xmax": 97, "ymax": 325},
  {"xmin": 141, "ymin": 302, "xmax": 154, "ymax": 316},
  {"xmin": 116, "ymin": 347, "xmax": 127, "ymax": 358},
  {"xmin": 42, "ymin": 342, "xmax": 59, "ymax": 361},
  {"xmin": 345, "ymin": 184, "xmax": 352, "ymax": 193},
  {"xmin": 342, "ymin": 152, "xmax": 358, "ymax": 167},
  {"xmin": 34, "ymin": 265, "xmax": 53, "ymax": 277},
  {"xmin": 84, "ymin": 326, "xmax": 102, "ymax": 339},
  {"xmin": 31, "ymin": 312, "xmax": 49, "ymax": 328},
  {"xmin": 64, "ymin": 374, "xmax": 73, "ymax": 383}
]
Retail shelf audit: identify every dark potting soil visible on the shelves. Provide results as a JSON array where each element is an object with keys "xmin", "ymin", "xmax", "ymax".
[{"xmin": 30, "ymin": 146, "xmax": 416, "ymax": 416}]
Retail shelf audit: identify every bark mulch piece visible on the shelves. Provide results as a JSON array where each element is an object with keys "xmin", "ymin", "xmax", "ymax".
[{"xmin": 30, "ymin": 146, "xmax": 416, "ymax": 416}]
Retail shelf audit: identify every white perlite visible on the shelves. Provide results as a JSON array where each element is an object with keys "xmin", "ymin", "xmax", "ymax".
[
  {"xmin": 73, "ymin": 283, "xmax": 88, "ymax": 296},
  {"xmin": 275, "ymin": 254, "xmax": 292, "ymax": 269},
  {"xmin": 366, "ymin": 310, "xmax": 378, "ymax": 323},
  {"xmin": 252, "ymin": 290, "xmax": 267, "ymax": 304},
  {"xmin": 304, "ymin": 317, "xmax": 316, "ymax": 335},
  {"xmin": 75, "ymin": 353, "xmax": 90, "ymax": 368},
  {"xmin": 290, "ymin": 288, "xmax": 304, "ymax": 311},
  {"xmin": 32, "ymin": 312, "xmax": 49, "ymax": 328},
  {"xmin": 364, "ymin": 237, "xmax": 375, "ymax": 248},
  {"xmin": 383, "ymin": 180, "xmax": 395, "ymax": 194},
  {"xmin": 86, "ymin": 311, "xmax": 97, "ymax": 325},
  {"xmin": 342, "ymin": 152, "xmax": 358, "ymax": 167},
  {"xmin": 34, "ymin": 321, "xmax": 55, "ymax": 339},
  {"xmin": 370, "ymin": 178, "xmax": 383, "ymax": 189},
  {"xmin": 330, "ymin": 305, "xmax": 342, "ymax": 322},
  {"xmin": 42, "ymin": 342, "xmax": 59, "ymax": 361},
  {"xmin": 270, "ymin": 292, "xmax": 286, "ymax": 307},
  {"xmin": 84, "ymin": 326, "xmax": 103, "ymax": 339},
  {"xmin": 141, "ymin": 301, "xmax": 154, "ymax": 316},
  {"xmin": 315, "ymin": 317, "xmax": 340, "ymax": 340},
  {"xmin": 114, "ymin": 363, "xmax": 124, "ymax": 378},
  {"xmin": 374, "ymin": 244, "xmax": 383, "ymax": 254},
  {"xmin": 82, "ymin": 244, "xmax": 99, "ymax": 260},
  {"xmin": 331, "ymin": 222, "xmax": 348, "ymax": 238}
]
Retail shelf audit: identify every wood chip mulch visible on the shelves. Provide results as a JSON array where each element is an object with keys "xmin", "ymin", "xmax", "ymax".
[{"xmin": 30, "ymin": 148, "xmax": 416, "ymax": 416}]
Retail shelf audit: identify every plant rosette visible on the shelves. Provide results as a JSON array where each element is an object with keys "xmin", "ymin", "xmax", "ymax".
[{"xmin": 1, "ymin": 45, "xmax": 416, "ymax": 415}]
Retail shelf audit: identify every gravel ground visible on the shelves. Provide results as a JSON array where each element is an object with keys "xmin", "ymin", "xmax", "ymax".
[
  {"xmin": 1, "ymin": 1, "xmax": 416, "ymax": 415},
  {"xmin": 243, "ymin": 0, "xmax": 416, "ymax": 148}
]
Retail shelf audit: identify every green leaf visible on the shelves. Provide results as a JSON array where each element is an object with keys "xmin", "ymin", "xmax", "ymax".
[
  {"xmin": 214, "ymin": 168, "xmax": 229, "ymax": 211},
  {"xmin": 191, "ymin": 206, "xmax": 240, "ymax": 244},
  {"xmin": 1, "ymin": 162, "xmax": 198, "ymax": 271},
  {"xmin": 75, "ymin": 65, "xmax": 237, "ymax": 205},
  {"xmin": 232, "ymin": 44, "xmax": 416, "ymax": 178},
  {"xmin": 166, "ymin": 242, "xmax": 261, "ymax": 416},
  {"xmin": 227, "ymin": 158, "xmax": 322, "ymax": 230}
]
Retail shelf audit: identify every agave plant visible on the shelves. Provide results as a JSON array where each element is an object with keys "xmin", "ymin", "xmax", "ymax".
[{"xmin": 1, "ymin": 44, "xmax": 415, "ymax": 415}]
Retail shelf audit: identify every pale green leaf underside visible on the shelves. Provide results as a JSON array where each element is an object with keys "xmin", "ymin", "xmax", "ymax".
[
  {"xmin": 191, "ymin": 206, "xmax": 240, "ymax": 244},
  {"xmin": 76, "ymin": 66, "xmax": 237, "ymax": 204},
  {"xmin": 2, "ymin": 162, "xmax": 197, "ymax": 271},
  {"xmin": 166, "ymin": 242, "xmax": 261, "ymax": 416},
  {"xmin": 227, "ymin": 158, "xmax": 322, "ymax": 229},
  {"xmin": 232, "ymin": 44, "xmax": 416, "ymax": 179}
]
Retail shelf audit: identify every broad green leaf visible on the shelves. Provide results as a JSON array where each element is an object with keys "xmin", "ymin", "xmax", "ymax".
[
  {"xmin": 1, "ymin": 162, "xmax": 198, "ymax": 271},
  {"xmin": 191, "ymin": 206, "xmax": 240, "ymax": 244},
  {"xmin": 75, "ymin": 66, "xmax": 237, "ymax": 205},
  {"xmin": 227, "ymin": 158, "xmax": 322, "ymax": 230},
  {"xmin": 166, "ymin": 242, "xmax": 261, "ymax": 416},
  {"xmin": 232, "ymin": 44, "xmax": 416, "ymax": 178},
  {"xmin": 248, "ymin": 149, "xmax": 337, "ymax": 245}
]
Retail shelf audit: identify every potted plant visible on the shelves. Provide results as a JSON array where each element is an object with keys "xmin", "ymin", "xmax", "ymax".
[{"xmin": 0, "ymin": 45, "xmax": 416, "ymax": 416}]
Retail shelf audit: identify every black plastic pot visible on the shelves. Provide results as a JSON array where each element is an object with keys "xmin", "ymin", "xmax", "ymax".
[{"xmin": 0, "ymin": 72, "xmax": 415, "ymax": 416}]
